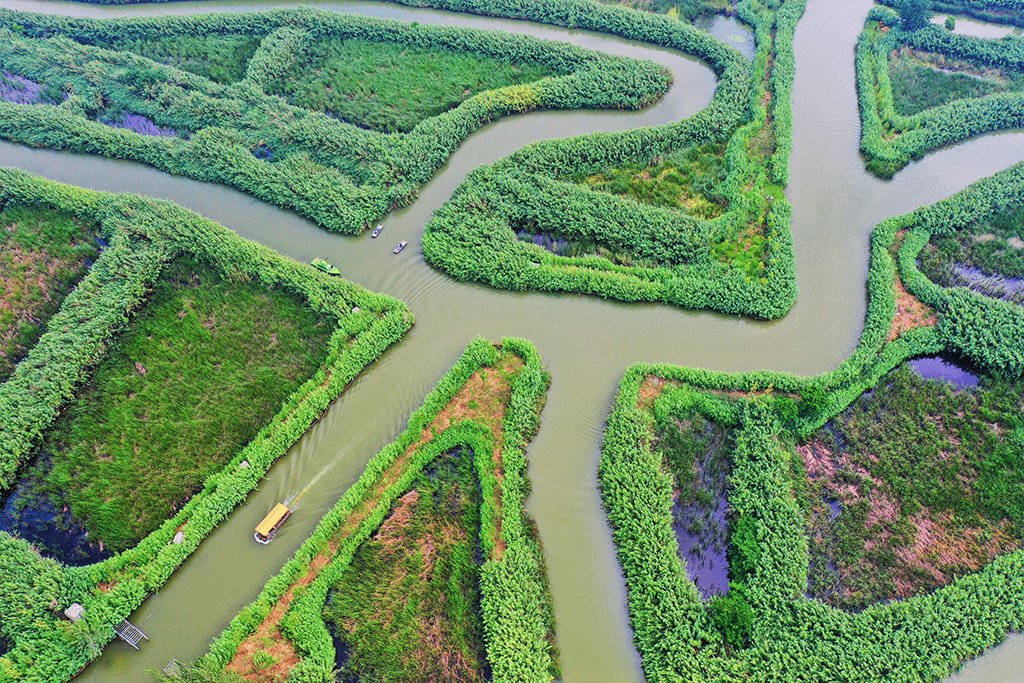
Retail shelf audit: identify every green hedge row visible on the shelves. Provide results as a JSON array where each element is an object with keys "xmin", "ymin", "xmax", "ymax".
[
  {"xmin": 419, "ymin": 0, "xmax": 802, "ymax": 319},
  {"xmin": 0, "ymin": 167, "xmax": 413, "ymax": 683},
  {"xmin": 197, "ymin": 337, "xmax": 558, "ymax": 683},
  {"xmin": 879, "ymin": 0, "xmax": 1024, "ymax": 28},
  {"xmin": 599, "ymin": 157, "xmax": 1024, "ymax": 681},
  {"xmin": 857, "ymin": 16, "xmax": 1024, "ymax": 178},
  {"xmin": 0, "ymin": 6, "xmax": 669, "ymax": 234}
]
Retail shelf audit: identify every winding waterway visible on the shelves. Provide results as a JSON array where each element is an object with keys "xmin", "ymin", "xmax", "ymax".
[{"xmin": 1, "ymin": 0, "xmax": 1022, "ymax": 680}]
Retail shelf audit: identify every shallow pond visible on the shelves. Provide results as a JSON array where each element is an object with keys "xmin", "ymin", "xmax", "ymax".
[{"xmin": 910, "ymin": 356, "xmax": 981, "ymax": 389}]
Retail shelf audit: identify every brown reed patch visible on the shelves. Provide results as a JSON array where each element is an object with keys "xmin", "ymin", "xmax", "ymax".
[
  {"xmin": 889, "ymin": 276, "xmax": 938, "ymax": 342},
  {"xmin": 224, "ymin": 347, "xmax": 523, "ymax": 680}
]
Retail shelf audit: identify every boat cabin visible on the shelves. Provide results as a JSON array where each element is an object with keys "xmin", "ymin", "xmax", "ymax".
[{"xmin": 254, "ymin": 503, "xmax": 292, "ymax": 544}]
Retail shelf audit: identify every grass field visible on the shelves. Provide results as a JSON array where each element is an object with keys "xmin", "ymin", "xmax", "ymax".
[
  {"xmin": 0, "ymin": 205, "xmax": 99, "ymax": 383},
  {"xmin": 888, "ymin": 47, "xmax": 1024, "ymax": 117},
  {"xmin": 89, "ymin": 34, "xmax": 264, "ymax": 84},
  {"xmin": 39, "ymin": 255, "xmax": 333, "ymax": 551},
  {"xmin": 797, "ymin": 364, "xmax": 1024, "ymax": 609},
  {"xmin": 323, "ymin": 447, "xmax": 487, "ymax": 683},
  {"xmin": 573, "ymin": 141, "xmax": 728, "ymax": 218},
  {"xmin": 265, "ymin": 37, "xmax": 558, "ymax": 133}
]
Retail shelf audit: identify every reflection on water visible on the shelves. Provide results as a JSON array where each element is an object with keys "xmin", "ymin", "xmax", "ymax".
[
  {"xmin": 909, "ymin": 356, "xmax": 980, "ymax": 389},
  {"xmin": 930, "ymin": 14, "xmax": 1023, "ymax": 39},
  {"xmin": 694, "ymin": 14, "xmax": 756, "ymax": 60}
]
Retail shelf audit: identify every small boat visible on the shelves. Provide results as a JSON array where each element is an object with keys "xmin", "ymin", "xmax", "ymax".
[
  {"xmin": 254, "ymin": 503, "xmax": 292, "ymax": 544},
  {"xmin": 393, "ymin": 241, "xmax": 408, "ymax": 254},
  {"xmin": 310, "ymin": 258, "xmax": 340, "ymax": 276},
  {"xmin": 371, "ymin": 224, "xmax": 383, "ymax": 238}
]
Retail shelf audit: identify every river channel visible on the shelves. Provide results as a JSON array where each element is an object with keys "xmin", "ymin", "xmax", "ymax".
[{"xmin": 0, "ymin": 0, "xmax": 1022, "ymax": 680}]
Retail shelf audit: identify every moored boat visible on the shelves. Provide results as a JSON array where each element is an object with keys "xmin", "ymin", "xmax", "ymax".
[
  {"xmin": 254, "ymin": 503, "xmax": 292, "ymax": 544},
  {"xmin": 310, "ymin": 258, "xmax": 340, "ymax": 276},
  {"xmin": 371, "ymin": 224, "xmax": 383, "ymax": 238}
]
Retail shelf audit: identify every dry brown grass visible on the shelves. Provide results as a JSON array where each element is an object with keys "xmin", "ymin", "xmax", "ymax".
[
  {"xmin": 226, "ymin": 550, "xmax": 333, "ymax": 682},
  {"xmin": 224, "ymin": 348, "xmax": 523, "ymax": 681},
  {"xmin": 889, "ymin": 276, "xmax": 938, "ymax": 341}
]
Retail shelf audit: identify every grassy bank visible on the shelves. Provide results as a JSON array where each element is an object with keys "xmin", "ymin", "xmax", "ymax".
[
  {"xmin": 265, "ymin": 37, "xmax": 558, "ymax": 133},
  {"xmin": 38, "ymin": 255, "xmax": 332, "ymax": 551}
]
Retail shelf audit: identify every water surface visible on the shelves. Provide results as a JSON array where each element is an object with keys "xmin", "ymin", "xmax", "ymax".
[{"xmin": 0, "ymin": 0, "xmax": 1022, "ymax": 681}]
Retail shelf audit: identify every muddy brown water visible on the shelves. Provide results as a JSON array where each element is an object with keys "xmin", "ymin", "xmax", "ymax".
[{"xmin": 0, "ymin": 0, "xmax": 1022, "ymax": 680}]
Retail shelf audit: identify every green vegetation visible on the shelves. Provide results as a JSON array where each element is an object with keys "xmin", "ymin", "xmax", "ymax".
[
  {"xmin": 653, "ymin": 400, "xmax": 731, "ymax": 580},
  {"xmin": 38, "ymin": 256, "xmax": 332, "ymax": 551},
  {"xmin": 421, "ymin": 0, "xmax": 803, "ymax": 319},
  {"xmin": 918, "ymin": 201, "xmax": 1024, "ymax": 302},
  {"xmin": 324, "ymin": 448, "xmax": 487, "ymax": 682},
  {"xmin": 0, "ymin": 167, "xmax": 412, "ymax": 683},
  {"xmin": 888, "ymin": 48, "xmax": 1024, "ymax": 116},
  {"xmin": 858, "ymin": 5, "xmax": 1024, "ymax": 178},
  {"xmin": 600, "ymin": 154, "xmax": 1024, "ymax": 682},
  {"xmin": 897, "ymin": 0, "xmax": 931, "ymax": 31},
  {"xmin": 800, "ymin": 365, "xmax": 1024, "ymax": 610},
  {"xmin": 191, "ymin": 338, "xmax": 557, "ymax": 683},
  {"xmin": 882, "ymin": 0, "xmax": 1024, "ymax": 29},
  {"xmin": 595, "ymin": 0, "xmax": 727, "ymax": 22},
  {"xmin": 266, "ymin": 37, "xmax": 557, "ymax": 133},
  {"xmin": 0, "ymin": 7, "xmax": 669, "ymax": 234},
  {"xmin": 571, "ymin": 141, "xmax": 727, "ymax": 218},
  {"xmin": 0, "ymin": 205, "xmax": 98, "ymax": 383},
  {"xmin": 89, "ymin": 33, "xmax": 263, "ymax": 84}
]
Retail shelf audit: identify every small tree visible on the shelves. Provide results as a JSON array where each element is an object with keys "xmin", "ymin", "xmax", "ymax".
[
  {"xmin": 945, "ymin": 16, "xmax": 956, "ymax": 31},
  {"xmin": 899, "ymin": 0, "xmax": 932, "ymax": 32}
]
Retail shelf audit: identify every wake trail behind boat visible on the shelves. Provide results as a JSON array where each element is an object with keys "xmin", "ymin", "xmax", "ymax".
[{"xmin": 284, "ymin": 462, "xmax": 335, "ymax": 509}]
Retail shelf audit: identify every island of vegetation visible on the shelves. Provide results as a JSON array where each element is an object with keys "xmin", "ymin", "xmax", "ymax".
[
  {"xmin": 858, "ymin": 0, "xmax": 1024, "ymax": 177},
  {"xmin": 0, "ymin": 167, "xmax": 412, "ymax": 682},
  {"xmin": 0, "ymin": 6, "xmax": 669, "ymax": 235},
  {"xmin": 1, "ymin": 0, "xmax": 1023, "ymax": 681},
  {"xmin": 168, "ymin": 337, "xmax": 559, "ymax": 683},
  {"xmin": 600, "ymin": 153, "xmax": 1024, "ymax": 683}
]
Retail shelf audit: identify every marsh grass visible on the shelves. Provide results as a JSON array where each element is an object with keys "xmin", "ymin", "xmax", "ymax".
[
  {"xmin": 40, "ymin": 255, "xmax": 333, "ymax": 550},
  {"xmin": 88, "ymin": 34, "xmax": 264, "ymax": 84},
  {"xmin": 323, "ymin": 447, "xmax": 487, "ymax": 683},
  {"xmin": 573, "ymin": 141, "xmax": 728, "ymax": 218},
  {"xmin": 798, "ymin": 364, "xmax": 1024, "ymax": 609},
  {"xmin": 888, "ymin": 47, "xmax": 1024, "ymax": 117},
  {"xmin": 920, "ymin": 202, "xmax": 1024, "ymax": 282},
  {"xmin": 654, "ymin": 408, "xmax": 732, "ymax": 597},
  {"xmin": 265, "ymin": 37, "xmax": 558, "ymax": 133},
  {"xmin": 0, "ymin": 205, "xmax": 99, "ymax": 383}
]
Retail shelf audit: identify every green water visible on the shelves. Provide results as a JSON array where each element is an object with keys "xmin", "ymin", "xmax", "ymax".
[{"xmin": 0, "ymin": 0, "xmax": 1021, "ymax": 680}]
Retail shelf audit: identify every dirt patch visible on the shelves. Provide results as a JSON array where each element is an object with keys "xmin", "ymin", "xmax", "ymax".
[
  {"xmin": 636, "ymin": 375, "xmax": 671, "ymax": 412},
  {"xmin": 889, "ymin": 276, "xmax": 938, "ymax": 341},
  {"xmin": 226, "ymin": 550, "xmax": 333, "ymax": 682}
]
